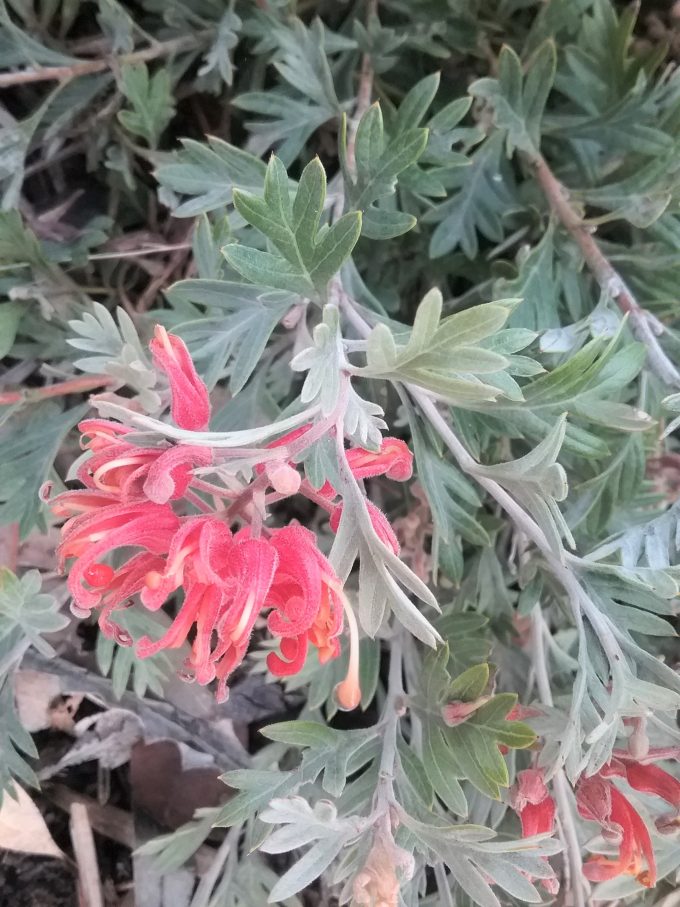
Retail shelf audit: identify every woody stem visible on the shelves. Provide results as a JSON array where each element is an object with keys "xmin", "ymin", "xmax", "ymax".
[
  {"xmin": 0, "ymin": 31, "xmax": 213, "ymax": 88},
  {"xmin": 0, "ymin": 374, "xmax": 113, "ymax": 405},
  {"xmin": 526, "ymin": 152, "xmax": 680, "ymax": 389}
]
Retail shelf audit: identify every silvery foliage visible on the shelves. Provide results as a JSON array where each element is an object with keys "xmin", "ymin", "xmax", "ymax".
[{"xmin": 2, "ymin": 0, "xmax": 680, "ymax": 904}]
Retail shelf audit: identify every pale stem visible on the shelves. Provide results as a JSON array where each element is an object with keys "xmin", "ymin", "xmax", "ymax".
[{"xmin": 531, "ymin": 606, "xmax": 590, "ymax": 907}]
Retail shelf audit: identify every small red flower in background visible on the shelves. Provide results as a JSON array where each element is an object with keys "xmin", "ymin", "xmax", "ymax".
[
  {"xmin": 602, "ymin": 755, "xmax": 680, "ymax": 813},
  {"xmin": 576, "ymin": 775, "xmax": 656, "ymax": 887},
  {"xmin": 46, "ymin": 327, "xmax": 386, "ymax": 704},
  {"xmin": 510, "ymin": 768, "xmax": 559, "ymax": 894}
]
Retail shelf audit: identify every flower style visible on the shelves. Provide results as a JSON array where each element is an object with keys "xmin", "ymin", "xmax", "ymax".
[
  {"xmin": 510, "ymin": 768, "xmax": 559, "ymax": 894},
  {"xmin": 576, "ymin": 775, "xmax": 656, "ymax": 887}
]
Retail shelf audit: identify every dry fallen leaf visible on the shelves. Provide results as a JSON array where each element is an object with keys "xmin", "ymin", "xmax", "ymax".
[
  {"xmin": 0, "ymin": 785, "xmax": 64, "ymax": 860},
  {"xmin": 15, "ymin": 670, "xmax": 62, "ymax": 732}
]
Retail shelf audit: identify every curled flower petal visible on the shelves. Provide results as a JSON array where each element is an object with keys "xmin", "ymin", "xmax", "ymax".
[
  {"xmin": 150, "ymin": 325, "xmax": 211, "ymax": 431},
  {"xmin": 142, "ymin": 445, "xmax": 213, "ymax": 503},
  {"xmin": 578, "ymin": 777, "xmax": 656, "ymax": 887},
  {"xmin": 346, "ymin": 437, "xmax": 413, "ymax": 481}
]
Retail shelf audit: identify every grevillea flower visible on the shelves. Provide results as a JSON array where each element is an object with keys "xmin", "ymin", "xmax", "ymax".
[
  {"xmin": 150, "ymin": 325, "xmax": 211, "ymax": 431},
  {"xmin": 265, "ymin": 526, "xmax": 344, "ymax": 676},
  {"xmin": 262, "ymin": 429, "xmax": 413, "ymax": 500},
  {"xmin": 77, "ymin": 418, "xmax": 212, "ymax": 504},
  {"xmin": 601, "ymin": 757, "xmax": 680, "ymax": 813},
  {"xmin": 47, "ymin": 326, "xmax": 378, "ymax": 703},
  {"xmin": 137, "ymin": 518, "xmax": 279, "ymax": 701},
  {"xmin": 329, "ymin": 500, "xmax": 400, "ymax": 555},
  {"xmin": 510, "ymin": 769, "xmax": 559, "ymax": 894},
  {"xmin": 345, "ymin": 437, "xmax": 413, "ymax": 481},
  {"xmin": 57, "ymin": 499, "xmax": 180, "ymax": 616},
  {"xmin": 577, "ymin": 775, "xmax": 656, "ymax": 887}
]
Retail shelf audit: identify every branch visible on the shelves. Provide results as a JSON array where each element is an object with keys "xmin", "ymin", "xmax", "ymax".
[
  {"xmin": 0, "ymin": 374, "xmax": 113, "ymax": 405},
  {"xmin": 346, "ymin": 0, "xmax": 378, "ymax": 175},
  {"xmin": 0, "ymin": 31, "xmax": 213, "ymax": 89},
  {"xmin": 529, "ymin": 152, "xmax": 680, "ymax": 388},
  {"xmin": 332, "ymin": 0, "xmax": 378, "ymax": 220}
]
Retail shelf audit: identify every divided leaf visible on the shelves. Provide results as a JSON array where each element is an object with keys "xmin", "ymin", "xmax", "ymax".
[
  {"xmin": 224, "ymin": 156, "xmax": 361, "ymax": 297},
  {"xmin": 340, "ymin": 102, "xmax": 428, "ymax": 239},
  {"xmin": 413, "ymin": 647, "xmax": 536, "ymax": 804},
  {"xmin": 362, "ymin": 289, "xmax": 519, "ymax": 405},
  {"xmin": 118, "ymin": 63, "xmax": 176, "ymax": 149},
  {"xmin": 469, "ymin": 41, "xmax": 556, "ymax": 157}
]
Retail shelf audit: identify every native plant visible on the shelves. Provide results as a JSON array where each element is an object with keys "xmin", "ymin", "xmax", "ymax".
[{"xmin": 1, "ymin": 1, "xmax": 680, "ymax": 905}]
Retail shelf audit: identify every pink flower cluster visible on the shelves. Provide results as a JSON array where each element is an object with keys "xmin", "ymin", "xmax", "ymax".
[{"xmin": 48, "ymin": 326, "xmax": 412, "ymax": 703}]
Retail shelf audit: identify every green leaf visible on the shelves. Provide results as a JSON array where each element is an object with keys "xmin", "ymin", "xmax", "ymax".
[
  {"xmin": 0, "ymin": 568, "xmax": 69, "ymax": 672},
  {"xmin": 362, "ymin": 289, "xmax": 522, "ymax": 404},
  {"xmin": 413, "ymin": 652, "xmax": 535, "ymax": 800},
  {"xmin": 469, "ymin": 40, "xmax": 556, "ymax": 157},
  {"xmin": 0, "ymin": 403, "xmax": 88, "ymax": 537},
  {"xmin": 426, "ymin": 132, "xmax": 516, "ymax": 258},
  {"xmin": 261, "ymin": 722, "xmax": 378, "ymax": 798},
  {"xmin": 340, "ymin": 103, "xmax": 428, "ymax": 239},
  {"xmin": 118, "ymin": 62, "xmax": 176, "ymax": 148},
  {"xmin": 0, "ymin": 301, "xmax": 22, "ymax": 357},
  {"xmin": 225, "ymin": 156, "xmax": 361, "ymax": 297},
  {"xmin": 198, "ymin": 9, "xmax": 242, "ymax": 87},
  {"xmin": 0, "ymin": 676, "xmax": 38, "ymax": 805},
  {"xmin": 447, "ymin": 663, "xmax": 490, "ymax": 701},
  {"xmin": 215, "ymin": 770, "xmax": 298, "ymax": 827},
  {"xmin": 410, "ymin": 411, "xmax": 489, "ymax": 546},
  {"xmin": 473, "ymin": 415, "xmax": 573, "ymax": 555},
  {"xmin": 165, "ymin": 279, "xmax": 292, "ymax": 392},
  {"xmin": 155, "ymin": 137, "xmax": 267, "ymax": 217}
]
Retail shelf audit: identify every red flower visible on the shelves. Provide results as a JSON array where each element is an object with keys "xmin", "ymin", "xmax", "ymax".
[
  {"xmin": 510, "ymin": 769, "xmax": 559, "ymax": 894},
  {"xmin": 77, "ymin": 418, "xmax": 212, "ymax": 504},
  {"xmin": 57, "ymin": 499, "xmax": 180, "ymax": 616},
  {"xmin": 345, "ymin": 437, "xmax": 413, "ymax": 481},
  {"xmin": 47, "ymin": 326, "xmax": 368, "ymax": 702},
  {"xmin": 601, "ymin": 758, "xmax": 680, "ymax": 812},
  {"xmin": 577, "ymin": 775, "xmax": 656, "ymax": 887},
  {"xmin": 265, "ymin": 526, "xmax": 344, "ymax": 676},
  {"xmin": 150, "ymin": 325, "xmax": 211, "ymax": 431},
  {"xmin": 138, "ymin": 520, "xmax": 279, "ymax": 701}
]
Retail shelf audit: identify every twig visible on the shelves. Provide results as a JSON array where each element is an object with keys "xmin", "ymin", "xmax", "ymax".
[
  {"xmin": 87, "ymin": 242, "xmax": 192, "ymax": 261},
  {"xmin": 70, "ymin": 802, "xmax": 104, "ymax": 907},
  {"xmin": 20, "ymin": 649, "xmax": 252, "ymax": 769},
  {"xmin": 346, "ymin": 0, "xmax": 378, "ymax": 174},
  {"xmin": 48, "ymin": 783, "xmax": 134, "ymax": 848},
  {"xmin": 332, "ymin": 0, "xmax": 378, "ymax": 221},
  {"xmin": 0, "ymin": 373, "xmax": 113, "ymax": 405},
  {"xmin": 0, "ymin": 31, "xmax": 213, "ymax": 89},
  {"xmin": 529, "ymin": 152, "xmax": 680, "ymax": 388}
]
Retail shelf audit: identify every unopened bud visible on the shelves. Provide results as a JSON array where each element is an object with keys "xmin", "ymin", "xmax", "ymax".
[
  {"xmin": 442, "ymin": 695, "xmax": 491, "ymax": 727},
  {"xmin": 266, "ymin": 461, "xmax": 301, "ymax": 496}
]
